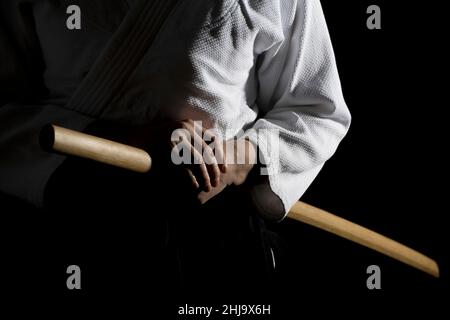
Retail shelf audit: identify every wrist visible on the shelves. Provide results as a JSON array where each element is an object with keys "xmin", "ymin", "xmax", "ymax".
[{"xmin": 226, "ymin": 138, "xmax": 257, "ymax": 185}]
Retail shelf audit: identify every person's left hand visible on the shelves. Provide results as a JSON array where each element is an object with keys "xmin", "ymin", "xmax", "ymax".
[{"xmin": 197, "ymin": 138, "xmax": 257, "ymax": 204}]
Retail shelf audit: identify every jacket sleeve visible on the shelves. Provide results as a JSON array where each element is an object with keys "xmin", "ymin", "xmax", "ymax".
[
  {"xmin": 243, "ymin": 0, "xmax": 351, "ymax": 216},
  {"xmin": 0, "ymin": 1, "xmax": 93, "ymax": 206}
]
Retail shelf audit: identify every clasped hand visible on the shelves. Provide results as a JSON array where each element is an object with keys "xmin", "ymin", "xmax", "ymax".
[{"xmin": 128, "ymin": 119, "xmax": 257, "ymax": 204}]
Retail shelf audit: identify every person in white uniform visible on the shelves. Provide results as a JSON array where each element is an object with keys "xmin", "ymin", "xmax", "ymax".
[{"xmin": 0, "ymin": 0, "xmax": 350, "ymax": 298}]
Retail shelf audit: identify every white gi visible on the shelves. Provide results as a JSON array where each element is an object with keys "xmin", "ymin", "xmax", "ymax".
[
  {"xmin": 0, "ymin": 0, "xmax": 351, "ymax": 214},
  {"xmin": 143, "ymin": 0, "xmax": 351, "ymax": 214}
]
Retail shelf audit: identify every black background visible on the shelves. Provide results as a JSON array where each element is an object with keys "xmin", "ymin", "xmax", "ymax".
[
  {"xmin": 273, "ymin": 0, "xmax": 449, "ymax": 314},
  {"xmin": 1, "ymin": 0, "xmax": 448, "ymax": 317}
]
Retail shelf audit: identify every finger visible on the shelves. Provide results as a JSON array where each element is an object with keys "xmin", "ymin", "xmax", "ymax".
[
  {"xmin": 186, "ymin": 123, "xmax": 221, "ymax": 188},
  {"xmin": 188, "ymin": 143, "xmax": 212, "ymax": 192},
  {"xmin": 200, "ymin": 139, "xmax": 221, "ymax": 188},
  {"xmin": 185, "ymin": 168, "xmax": 200, "ymax": 189},
  {"xmin": 208, "ymin": 135, "xmax": 227, "ymax": 173},
  {"xmin": 172, "ymin": 126, "xmax": 212, "ymax": 192},
  {"xmin": 223, "ymin": 139, "xmax": 237, "ymax": 167},
  {"xmin": 194, "ymin": 125, "xmax": 225, "ymax": 183},
  {"xmin": 171, "ymin": 137, "xmax": 204, "ymax": 190}
]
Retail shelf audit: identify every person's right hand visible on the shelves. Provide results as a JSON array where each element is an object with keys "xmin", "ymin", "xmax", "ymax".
[{"xmin": 128, "ymin": 119, "xmax": 227, "ymax": 193}]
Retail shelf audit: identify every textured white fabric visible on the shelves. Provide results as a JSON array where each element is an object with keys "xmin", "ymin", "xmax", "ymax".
[{"xmin": 114, "ymin": 0, "xmax": 351, "ymax": 215}]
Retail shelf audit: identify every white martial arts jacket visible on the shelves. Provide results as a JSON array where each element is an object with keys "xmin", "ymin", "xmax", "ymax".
[{"xmin": 0, "ymin": 0, "xmax": 351, "ymax": 214}]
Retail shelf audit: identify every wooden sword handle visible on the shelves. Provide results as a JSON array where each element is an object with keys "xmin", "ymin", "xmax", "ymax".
[
  {"xmin": 40, "ymin": 124, "xmax": 152, "ymax": 173},
  {"xmin": 41, "ymin": 124, "xmax": 440, "ymax": 278}
]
